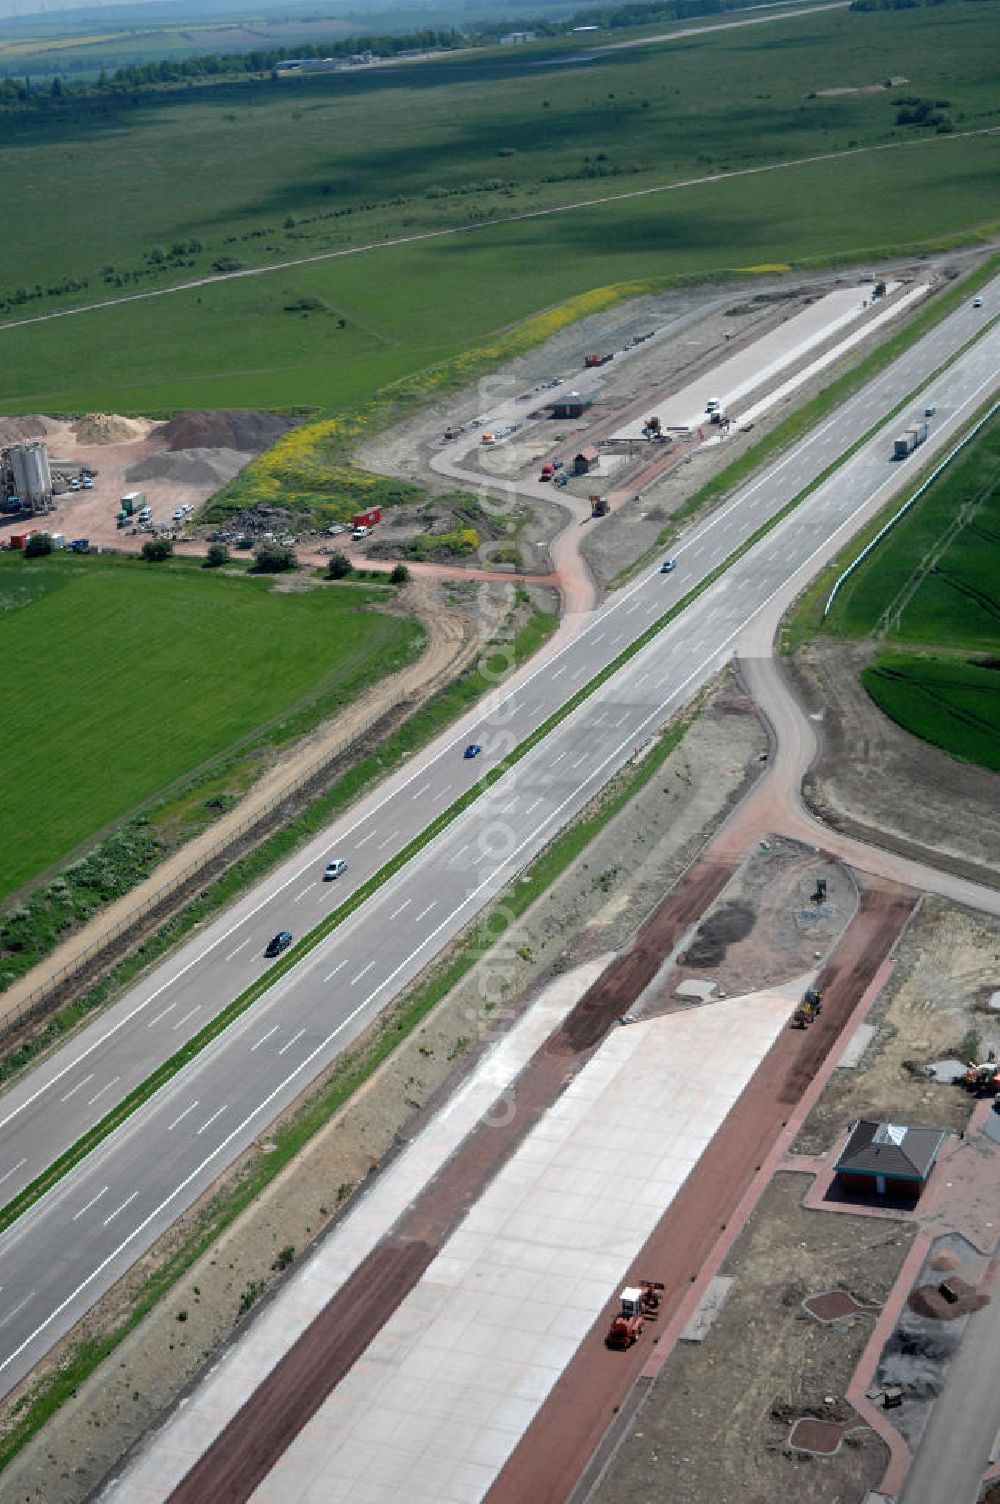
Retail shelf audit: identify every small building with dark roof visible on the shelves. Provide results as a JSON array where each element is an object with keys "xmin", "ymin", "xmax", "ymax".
[
  {"xmin": 574, "ymin": 446, "xmax": 600, "ymax": 474},
  {"xmin": 549, "ymin": 395, "xmax": 593, "ymax": 420},
  {"xmin": 834, "ymin": 1120, "xmax": 948, "ymax": 1203}
]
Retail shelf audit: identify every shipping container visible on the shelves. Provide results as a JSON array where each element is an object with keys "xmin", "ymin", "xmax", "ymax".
[{"xmin": 351, "ymin": 507, "xmax": 382, "ymax": 529}]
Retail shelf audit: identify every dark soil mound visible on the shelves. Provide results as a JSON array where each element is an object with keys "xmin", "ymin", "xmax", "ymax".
[
  {"xmin": 153, "ymin": 410, "xmax": 295, "ymax": 454},
  {"xmin": 680, "ymin": 900, "xmax": 756, "ymax": 968}
]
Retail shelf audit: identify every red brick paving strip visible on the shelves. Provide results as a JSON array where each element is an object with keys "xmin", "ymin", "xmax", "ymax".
[
  {"xmin": 164, "ymin": 856, "xmax": 737, "ymax": 1503},
  {"xmin": 483, "ymin": 884, "xmax": 915, "ymax": 1504}
]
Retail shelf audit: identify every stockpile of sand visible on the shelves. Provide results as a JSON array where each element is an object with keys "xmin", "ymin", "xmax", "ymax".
[
  {"xmin": 0, "ymin": 414, "xmax": 58, "ymax": 445},
  {"xmin": 126, "ymin": 448, "xmax": 254, "ymax": 488},
  {"xmin": 152, "ymin": 410, "xmax": 294, "ymax": 454},
  {"xmin": 72, "ymin": 413, "xmax": 147, "ymax": 444}
]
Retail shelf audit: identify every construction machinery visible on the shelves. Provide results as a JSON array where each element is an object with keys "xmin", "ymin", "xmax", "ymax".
[
  {"xmin": 960, "ymin": 1062, "xmax": 1000, "ymax": 1097},
  {"xmin": 791, "ymin": 988, "xmax": 823, "ymax": 1029},
  {"xmin": 605, "ymin": 1281, "xmax": 665, "ymax": 1350},
  {"xmin": 590, "ymin": 494, "xmax": 609, "ymax": 518}
]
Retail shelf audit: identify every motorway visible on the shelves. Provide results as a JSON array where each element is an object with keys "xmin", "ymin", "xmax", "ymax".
[{"xmin": 0, "ymin": 284, "xmax": 996, "ymax": 1398}]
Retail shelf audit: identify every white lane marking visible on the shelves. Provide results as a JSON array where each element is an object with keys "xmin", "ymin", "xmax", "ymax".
[
  {"xmin": 436, "ymin": 783, "xmax": 452, "ymax": 798},
  {"xmin": 103, "ymin": 1192, "xmax": 139, "ymax": 1227},
  {"xmin": 250, "ymin": 1027, "xmax": 279, "ymax": 1053},
  {"xmin": 572, "ymin": 666, "xmax": 587, "ymax": 680},
  {"xmin": 147, "ymin": 1002, "xmax": 177, "ymax": 1028},
  {"xmin": 354, "ymin": 830, "xmax": 375, "ymax": 847},
  {"xmin": 0, "ymin": 1159, "xmax": 26, "ymax": 1188},
  {"xmin": 414, "ymin": 902, "xmax": 437, "ymax": 923},
  {"xmin": 8, "ymin": 353, "xmax": 998, "ymax": 1379},
  {"xmin": 59, "ymin": 1074, "xmax": 94, "ymax": 1103},
  {"xmin": 591, "ymin": 631, "xmax": 605, "ymax": 643},
  {"xmin": 293, "ymin": 883, "xmax": 316, "ymax": 903},
  {"xmin": 167, "ymin": 1102, "xmax": 199, "ymax": 1132},
  {"xmin": 550, "ymin": 666, "xmax": 567, "ymax": 679},
  {"xmin": 196, "ymin": 1106, "xmax": 227, "ymax": 1136},
  {"xmin": 277, "ymin": 1030, "xmax": 306, "ymax": 1057},
  {"xmin": 86, "ymin": 1077, "xmax": 120, "ymax": 1107},
  {"xmin": 626, "ymin": 601, "xmax": 643, "ymax": 615},
  {"xmin": 411, "ymin": 783, "xmax": 431, "ymax": 800},
  {"xmin": 390, "ymin": 898, "xmax": 412, "ymax": 920},
  {"xmin": 570, "ymin": 755, "xmax": 588, "ymax": 770},
  {"xmin": 172, "ymin": 1006, "xmax": 200, "ymax": 1032},
  {"xmin": 324, "ymin": 960, "xmax": 348, "ymax": 982},
  {"xmin": 525, "ymin": 798, "xmax": 542, "ymax": 815},
  {"xmin": 225, "ymin": 939, "xmax": 251, "ymax": 961},
  {"xmin": 635, "ymin": 673, "xmax": 649, "ymax": 686},
  {"xmin": 351, "ymin": 961, "xmax": 376, "ymax": 985},
  {"xmin": 0, "ymin": 1293, "xmax": 34, "ymax": 1330},
  {"xmin": 451, "ymin": 844, "xmax": 469, "ymax": 862},
  {"xmin": 550, "ymin": 750, "xmax": 568, "ymax": 766},
  {"xmin": 72, "ymin": 1187, "xmax": 108, "ymax": 1222},
  {"xmin": 377, "ymin": 829, "xmax": 399, "ymax": 850},
  {"xmin": 614, "ymin": 713, "xmax": 629, "ymax": 727}
]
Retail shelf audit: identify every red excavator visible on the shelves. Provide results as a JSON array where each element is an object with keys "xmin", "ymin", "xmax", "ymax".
[{"xmin": 605, "ymin": 1281, "xmax": 665, "ymax": 1350}]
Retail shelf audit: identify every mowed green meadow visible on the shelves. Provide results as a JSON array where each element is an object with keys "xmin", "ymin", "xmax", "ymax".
[
  {"xmin": 0, "ymin": 554, "xmax": 422, "ymax": 898},
  {"xmin": 0, "ymin": 3, "xmax": 998, "ymax": 413},
  {"xmin": 827, "ymin": 413, "xmax": 1000, "ymax": 770}
]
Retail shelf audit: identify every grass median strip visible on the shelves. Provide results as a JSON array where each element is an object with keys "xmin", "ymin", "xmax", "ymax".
[{"xmin": 3, "ymin": 305, "xmax": 994, "ymax": 1240}]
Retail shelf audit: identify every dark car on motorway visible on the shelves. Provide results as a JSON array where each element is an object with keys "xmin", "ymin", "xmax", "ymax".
[
  {"xmin": 464, "ymin": 743, "xmax": 482, "ymax": 759},
  {"xmin": 264, "ymin": 930, "xmax": 293, "ymax": 958},
  {"xmin": 660, "ymin": 558, "xmax": 677, "ymax": 574}
]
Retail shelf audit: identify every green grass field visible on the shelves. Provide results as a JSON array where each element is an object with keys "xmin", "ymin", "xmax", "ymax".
[
  {"xmin": 823, "ymin": 412, "xmax": 1000, "ymax": 768},
  {"xmin": 0, "ymin": 4, "xmax": 998, "ymax": 413},
  {"xmin": 0, "ymin": 554, "xmax": 422, "ymax": 898}
]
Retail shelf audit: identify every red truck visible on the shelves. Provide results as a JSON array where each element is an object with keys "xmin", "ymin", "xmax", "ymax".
[
  {"xmin": 352, "ymin": 507, "xmax": 382, "ymax": 530},
  {"xmin": 584, "ymin": 353, "xmax": 614, "ymax": 368},
  {"xmin": 539, "ymin": 462, "xmax": 555, "ymax": 481}
]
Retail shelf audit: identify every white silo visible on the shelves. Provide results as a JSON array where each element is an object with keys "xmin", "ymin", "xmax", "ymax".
[{"xmin": 9, "ymin": 441, "xmax": 53, "ymax": 511}]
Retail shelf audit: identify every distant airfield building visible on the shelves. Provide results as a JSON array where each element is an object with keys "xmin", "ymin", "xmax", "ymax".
[
  {"xmin": 501, "ymin": 31, "xmax": 535, "ymax": 44},
  {"xmin": 1, "ymin": 440, "xmax": 52, "ymax": 514}
]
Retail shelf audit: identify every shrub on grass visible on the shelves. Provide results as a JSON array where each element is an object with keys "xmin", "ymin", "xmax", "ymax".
[
  {"xmin": 252, "ymin": 541, "xmax": 296, "ymax": 574},
  {"xmin": 23, "ymin": 533, "xmax": 52, "ymax": 557},
  {"xmin": 204, "ymin": 543, "xmax": 229, "ymax": 568},
  {"xmin": 389, "ymin": 563, "xmax": 411, "ymax": 585},
  {"xmin": 141, "ymin": 538, "xmax": 173, "ymax": 563},
  {"xmin": 326, "ymin": 552, "xmax": 351, "ymax": 579}
]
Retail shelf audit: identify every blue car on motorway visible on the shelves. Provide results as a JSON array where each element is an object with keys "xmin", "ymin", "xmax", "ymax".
[
  {"xmin": 660, "ymin": 558, "xmax": 677, "ymax": 574},
  {"xmin": 264, "ymin": 930, "xmax": 293, "ymax": 958},
  {"xmin": 464, "ymin": 743, "xmax": 482, "ymax": 759}
]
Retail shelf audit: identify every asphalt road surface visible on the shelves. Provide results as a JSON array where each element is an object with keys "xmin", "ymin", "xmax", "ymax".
[{"xmin": 0, "ymin": 287, "xmax": 995, "ymax": 1397}]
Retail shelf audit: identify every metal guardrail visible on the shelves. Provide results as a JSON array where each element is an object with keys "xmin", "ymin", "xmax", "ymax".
[
  {"xmin": 822, "ymin": 398, "xmax": 1000, "ymax": 619},
  {"xmin": 2, "ymin": 689, "xmax": 408, "ymax": 1029}
]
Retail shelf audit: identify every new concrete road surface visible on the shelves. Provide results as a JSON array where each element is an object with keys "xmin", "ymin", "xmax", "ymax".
[
  {"xmin": 105, "ymin": 974, "xmax": 801, "ymax": 1504},
  {"xmin": 0, "ymin": 284, "xmax": 996, "ymax": 1398}
]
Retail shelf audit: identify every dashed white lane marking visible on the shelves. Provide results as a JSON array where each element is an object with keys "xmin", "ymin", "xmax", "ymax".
[
  {"xmin": 550, "ymin": 666, "xmax": 567, "ymax": 679},
  {"xmin": 86, "ymin": 1077, "xmax": 120, "ymax": 1107},
  {"xmin": 572, "ymin": 665, "xmax": 587, "ymax": 680},
  {"xmin": 627, "ymin": 601, "xmax": 643, "ymax": 614},
  {"xmin": 570, "ymin": 754, "xmax": 588, "ymax": 770},
  {"xmin": 60, "ymin": 1074, "xmax": 94, "ymax": 1103},
  {"xmin": 277, "ymin": 1030, "xmax": 305, "ymax": 1057},
  {"xmin": 377, "ymin": 829, "xmax": 399, "ymax": 850},
  {"xmin": 250, "ymin": 1027, "xmax": 279, "ymax": 1052},
  {"xmin": 411, "ymin": 783, "xmax": 431, "ymax": 800},
  {"xmin": 147, "ymin": 1002, "xmax": 177, "ymax": 1028},
  {"xmin": 525, "ymin": 798, "xmax": 542, "ymax": 815},
  {"xmin": 225, "ymin": 939, "xmax": 251, "ymax": 960},
  {"xmin": 550, "ymin": 751, "xmax": 568, "ymax": 765},
  {"xmin": 614, "ymin": 713, "xmax": 629, "ymax": 727},
  {"xmin": 172, "ymin": 1006, "xmax": 200, "ymax": 1032},
  {"xmin": 414, "ymin": 902, "xmax": 437, "ymax": 923},
  {"xmin": 324, "ymin": 960, "xmax": 348, "ymax": 983},
  {"xmin": 390, "ymin": 898, "xmax": 411, "ymax": 920},
  {"xmin": 103, "ymin": 1192, "xmax": 139, "ymax": 1227},
  {"xmin": 293, "ymin": 884, "xmax": 316, "ymax": 903},
  {"xmin": 72, "ymin": 1187, "xmax": 108, "ymax": 1222},
  {"xmin": 196, "ymin": 1106, "xmax": 227, "ymax": 1136},
  {"xmin": 351, "ymin": 961, "xmax": 376, "ymax": 986},
  {"xmin": 0, "ymin": 1159, "xmax": 26, "ymax": 1187},
  {"xmin": 355, "ymin": 830, "xmax": 375, "ymax": 847},
  {"xmin": 0, "ymin": 1293, "xmax": 34, "ymax": 1329},
  {"xmin": 167, "ymin": 1102, "xmax": 199, "ymax": 1132}
]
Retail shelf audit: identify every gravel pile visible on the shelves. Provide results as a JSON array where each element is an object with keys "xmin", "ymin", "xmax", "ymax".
[
  {"xmin": 126, "ymin": 447, "xmax": 254, "ymax": 487},
  {"xmin": 152, "ymin": 410, "xmax": 294, "ymax": 454},
  {"xmin": 72, "ymin": 413, "xmax": 146, "ymax": 444},
  {"xmin": 0, "ymin": 414, "xmax": 56, "ymax": 444}
]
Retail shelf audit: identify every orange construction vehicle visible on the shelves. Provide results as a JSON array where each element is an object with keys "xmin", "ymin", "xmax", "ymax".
[
  {"xmin": 605, "ymin": 1280, "xmax": 665, "ymax": 1350},
  {"xmin": 791, "ymin": 987, "xmax": 823, "ymax": 1029}
]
